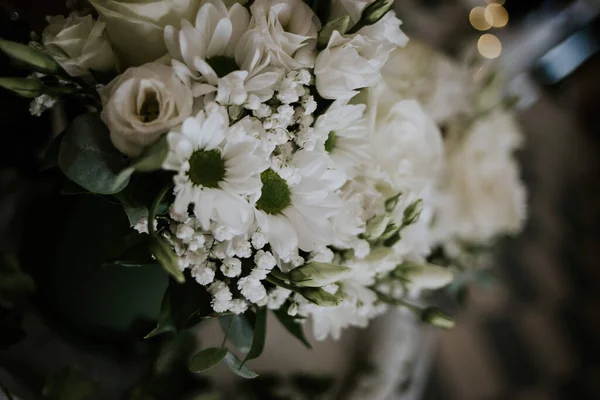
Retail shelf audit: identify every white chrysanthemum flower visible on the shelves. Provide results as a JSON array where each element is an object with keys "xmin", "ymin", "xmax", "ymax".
[
  {"xmin": 314, "ymin": 101, "xmax": 371, "ymax": 179},
  {"xmin": 253, "ymin": 150, "xmax": 342, "ymax": 259},
  {"xmin": 163, "ymin": 105, "xmax": 269, "ymax": 235},
  {"xmin": 251, "ymin": 0, "xmax": 321, "ymax": 70},
  {"xmin": 164, "ymin": 0, "xmax": 281, "ymax": 104}
]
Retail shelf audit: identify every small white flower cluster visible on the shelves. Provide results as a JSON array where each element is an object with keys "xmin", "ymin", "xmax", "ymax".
[{"xmin": 29, "ymin": 94, "xmax": 57, "ymax": 117}]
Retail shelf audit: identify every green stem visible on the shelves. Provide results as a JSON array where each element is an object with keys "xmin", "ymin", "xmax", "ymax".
[
  {"xmin": 373, "ymin": 290, "xmax": 421, "ymax": 313},
  {"xmin": 148, "ymin": 184, "xmax": 172, "ymax": 236}
]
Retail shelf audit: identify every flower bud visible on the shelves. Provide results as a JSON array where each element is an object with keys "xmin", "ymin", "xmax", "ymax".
[
  {"xmin": 0, "ymin": 39, "xmax": 60, "ymax": 74},
  {"xmin": 317, "ymin": 16, "xmax": 351, "ymax": 50},
  {"xmin": 421, "ymin": 308, "xmax": 455, "ymax": 329},
  {"xmin": 397, "ymin": 262, "xmax": 454, "ymax": 291},
  {"xmin": 0, "ymin": 77, "xmax": 44, "ymax": 98},
  {"xmin": 402, "ymin": 199, "xmax": 423, "ymax": 226},
  {"xmin": 384, "ymin": 192, "xmax": 402, "ymax": 212},
  {"xmin": 289, "ymin": 262, "xmax": 350, "ymax": 287},
  {"xmin": 364, "ymin": 214, "xmax": 391, "ymax": 240},
  {"xmin": 300, "ymin": 287, "xmax": 344, "ymax": 307}
]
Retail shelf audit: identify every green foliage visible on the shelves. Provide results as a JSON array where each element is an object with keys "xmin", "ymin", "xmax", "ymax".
[
  {"xmin": 273, "ymin": 307, "xmax": 312, "ymax": 349},
  {"xmin": 115, "ymin": 136, "xmax": 170, "ymax": 190},
  {"xmin": 223, "ymin": 352, "xmax": 258, "ymax": 379},
  {"xmin": 149, "ymin": 235, "xmax": 185, "ymax": 283},
  {"xmin": 189, "ymin": 347, "xmax": 229, "ymax": 373},
  {"xmin": 0, "ymin": 77, "xmax": 44, "ymax": 98},
  {"xmin": 346, "ymin": 0, "xmax": 394, "ymax": 34},
  {"xmin": 242, "ymin": 307, "xmax": 267, "ymax": 364},
  {"xmin": 289, "ymin": 262, "xmax": 350, "ymax": 287},
  {"xmin": 219, "ymin": 314, "xmax": 254, "ymax": 354},
  {"xmin": 0, "ymin": 39, "xmax": 60, "ymax": 74},
  {"xmin": 42, "ymin": 367, "xmax": 95, "ymax": 400},
  {"xmin": 58, "ymin": 114, "xmax": 130, "ymax": 195},
  {"xmin": 145, "ymin": 277, "xmax": 215, "ymax": 338}
]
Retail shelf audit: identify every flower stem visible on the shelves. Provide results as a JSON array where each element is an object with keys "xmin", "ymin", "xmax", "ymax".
[{"xmin": 148, "ymin": 184, "xmax": 172, "ymax": 236}]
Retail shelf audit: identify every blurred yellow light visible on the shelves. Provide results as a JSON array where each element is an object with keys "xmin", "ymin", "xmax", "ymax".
[
  {"xmin": 477, "ymin": 34, "xmax": 502, "ymax": 59},
  {"xmin": 469, "ymin": 7, "xmax": 491, "ymax": 31},
  {"xmin": 485, "ymin": 4, "xmax": 509, "ymax": 28}
]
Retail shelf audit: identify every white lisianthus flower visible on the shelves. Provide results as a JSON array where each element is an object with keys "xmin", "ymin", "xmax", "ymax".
[
  {"xmin": 164, "ymin": 0, "xmax": 281, "ymax": 104},
  {"xmin": 380, "ymin": 41, "xmax": 473, "ymax": 123},
  {"xmin": 314, "ymin": 101, "xmax": 371, "ymax": 179},
  {"xmin": 315, "ymin": 32, "xmax": 389, "ymax": 100},
  {"xmin": 42, "ymin": 14, "xmax": 116, "ymax": 80},
  {"xmin": 433, "ymin": 111, "xmax": 526, "ymax": 244},
  {"xmin": 330, "ymin": 0, "xmax": 408, "ymax": 48},
  {"xmin": 89, "ymin": 0, "xmax": 201, "ymax": 66},
  {"xmin": 251, "ymin": 0, "xmax": 321, "ymax": 70},
  {"xmin": 370, "ymin": 98, "xmax": 443, "ymax": 197},
  {"xmin": 163, "ymin": 105, "xmax": 269, "ymax": 235},
  {"xmin": 99, "ymin": 62, "xmax": 193, "ymax": 157},
  {"xmin": 254, "ymin": 151, "xmax": 342, "ymax": 259}
]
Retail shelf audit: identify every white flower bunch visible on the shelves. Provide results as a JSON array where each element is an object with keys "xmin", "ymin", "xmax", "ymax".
[{"xmin": 0, "ymin": 0, "xmax": 525, "ymax": 373}]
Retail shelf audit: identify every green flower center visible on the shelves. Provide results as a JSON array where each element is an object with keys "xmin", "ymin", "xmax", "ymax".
[
  {"xmin": 206, "ymin": 56, "xmax": 239, "ymax": 78},
  {"xmin": 324, "ymin": 131, "xmax": 337, "ymax": 153},
  {"xmin": 188, "ymin": 149, "xmax": 226, "ymax": 188},
  {"xmin": 139, "ymin": 91, "xmax": 160, "ymax": 123},
  {"xmin": 256, "ymin": 169, "xmax": 291, "ymax": 214}
]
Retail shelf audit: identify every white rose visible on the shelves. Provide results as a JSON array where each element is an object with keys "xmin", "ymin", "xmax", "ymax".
[
  {"xmin": 433, "ymin": 111, "xmax": 526, "ymax": 244},
  {"xmin": 315, "ymin": 32, "xmax": 389, "ymax": 100},
  {"xmin": 42, "ymin": 14, "xmax": 116, "ymax": 80},
  {"xmin": 89, "ymin": 0, "xmax": 200, "ymax": 67},
  {"xmin": 99, "ymin": 63, "xmax": 193, "ymax": 157},
  {"xmin": 251, "ymin": 0, "xmax": 321, "ymax": 70},
  {"xmin": 380, "ymin": 41, "xmax": 473, "ymax": 123}
]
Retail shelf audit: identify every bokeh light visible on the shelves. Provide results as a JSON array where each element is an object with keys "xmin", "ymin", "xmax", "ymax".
[
  {"xmin": 485, "ymin": 3, "xmax": 509, "ymax": 28},
  {"xmin": 469, "ymin": 7, "xmax": 492, "ymax": 31},
  {"xmin": 478, "ymin": 34, "xmax": 502, "ymax": 59}
]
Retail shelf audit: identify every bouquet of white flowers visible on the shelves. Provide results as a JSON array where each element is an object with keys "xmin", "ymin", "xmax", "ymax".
[{"xmin": 0, "ymin": 0, "xmax": 525, "ymax": 383}]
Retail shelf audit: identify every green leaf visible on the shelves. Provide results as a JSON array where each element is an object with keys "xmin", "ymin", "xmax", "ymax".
[
  {"xmin": 0, "ymin": 39, "xmax": 60, "ymax": 74},
  {"xmin": 219, "ymin": 314, "xmax": 254, "ymax": 354},
  {"xmin": 189, "ymin": 347, "xmax": 228, "ymax": 373},
  {"xmin": 104, "ymin": 232, "xmax": 156, "ymax": 268},
  {"xmin": 0, "ymin": 77, "xmax": 44, "ymax": 97},
  {"xmin": 42, "ymin": 367, "xmax": 95, "ymax": 400},
  {"xmin": 223, "ymin": 352, "xmax": 258, "ymax": 379},
  {"xmin": 149, "ymin": 235, "xmax": 185, "ymax": 284},
  {"xmin": 145, "ymin": 277, "xmax": 215, "ymax": 338},
  {"xmin": 114, "ymin": 136, "xmax": 169, "ymax": 190},
  {"xmin": 274, "ymin": 308, "xmax": 312, "ymax": 349},
  {"xmin": 58, "ymin": 114, "xmax": 130, "ymax": 195},
  {"xmin": 40, "ymin": 129, "xmax": 67, "ymax": 171},
  {"xmin": 242, "ymin": 307, "xmax": 267, "ymax": 364},
  {"xmin": 154, "ymin": 331, "xmax": 196, "ymax": 376},
  {"xmin": 317, "ymin": 16, "xmax": 351, "ymax": 49}
]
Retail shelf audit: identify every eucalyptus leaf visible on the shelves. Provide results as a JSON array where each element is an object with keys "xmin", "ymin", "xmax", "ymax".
[
  {"xmin": 274, "ymin": 308, "xmax": 312, "ymax": 349},
  {"xmin": 58, "ymin": 114, "xmax": 130, "ymax": 194},
  {"xmin": 219, "ymin": 314, "xmax": 254, "ymax": 354},
  {"xmin": 224, "ymin": 352, "xmax": 258, "ymax": 379},
  {"xmin": 42, "ymin": 367, "xmax": 95, "ymax": 400},
  {"xmin": 0, "ymin": 39, "xmax": 60, "ymax": 74},
  {"xmin": 149, "ymin": 235, "xmax": 185, "ymax": 283},
  {"xmin": 242, "ymin": 307, "xmax": 267, "ymax": 364},
  {"xmin": 115, "ymin": 136, "xmax": 169, "ymax": 190},
  {"xmin": 189, "ymin": 347, "xmax": 228, "ymax": 373}
]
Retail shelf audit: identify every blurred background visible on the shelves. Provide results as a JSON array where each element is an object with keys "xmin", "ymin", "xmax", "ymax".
[{"xmin": 2, "ymin": 0, "xmax": 600, "ymax": 399}]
